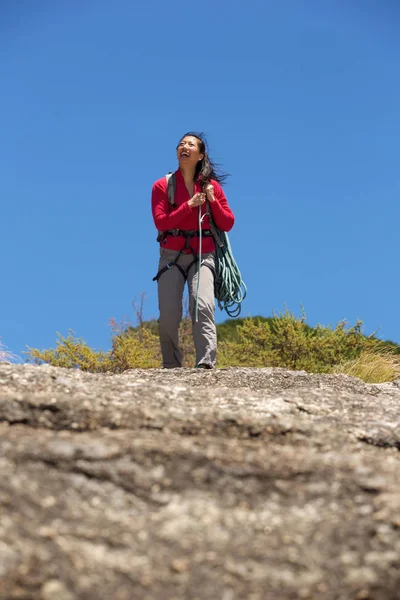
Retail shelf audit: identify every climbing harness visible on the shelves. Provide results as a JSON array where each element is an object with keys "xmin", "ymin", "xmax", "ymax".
[
  {"xmin": 153, "ymin": 172, "xmax": 246, "ymax": 318},
  {"xmin": 152, "ymin": 229, "xmax": 214, "ymax": 284}
]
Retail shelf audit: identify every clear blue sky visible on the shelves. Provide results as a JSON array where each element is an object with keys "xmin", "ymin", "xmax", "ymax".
[{"xmin": 2, "ymin": 0, "xmax": 400, "ymax": 360}]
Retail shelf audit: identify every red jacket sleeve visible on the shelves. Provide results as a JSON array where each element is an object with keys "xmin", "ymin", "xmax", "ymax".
[
  {"xmin": 208, "ymin": 181, "xmax": 235, "ymax": 232},
  {"xmin": 151, "ymin": 179, "xmax": 192, "ymax": 230}
]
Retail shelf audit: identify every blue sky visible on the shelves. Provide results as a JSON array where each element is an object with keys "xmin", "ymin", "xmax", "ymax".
[{"xmin": 1, "ymin": 0, "xmax": 400, "ymax": 360}]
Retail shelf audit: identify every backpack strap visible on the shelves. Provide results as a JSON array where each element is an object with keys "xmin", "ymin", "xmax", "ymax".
[
  {"xmin": 156, "ymin": 172, "xmax": 177, "ymax": 243},
  {"xmin": 166, "ymin": 172, "xmax": 177, "ymax": 208},
  {"xmin": 205, "ymin": 200, "xmax": 224, "ymax": 248}
]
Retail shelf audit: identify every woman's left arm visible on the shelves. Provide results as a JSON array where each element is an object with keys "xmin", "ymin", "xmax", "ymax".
[{"xmin": 205, "ymin": 182, "xmax": 235, "ymax": 232}]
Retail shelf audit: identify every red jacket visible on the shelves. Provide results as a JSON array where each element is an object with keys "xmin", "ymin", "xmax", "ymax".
[{"xmin": 151, "ymin": 169, "xmax": 235, "ymax": 254}]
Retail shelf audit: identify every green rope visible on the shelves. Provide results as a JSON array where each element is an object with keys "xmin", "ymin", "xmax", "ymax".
[
  {"xmin": 214, "ymin": 229, "xmax": 247, "ymax": 317},
  {"xmin": 195, "ymin": 202, "xmax": 247, "ymax": 320},
  {"xmin": 194, "ymin": 205, "xmax": 203, "ymax": 322}
]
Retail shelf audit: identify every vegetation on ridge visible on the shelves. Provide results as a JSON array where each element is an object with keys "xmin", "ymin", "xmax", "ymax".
[{"xmin": 25, "ymin": 301, "xmax": 400, "ymax": 383}]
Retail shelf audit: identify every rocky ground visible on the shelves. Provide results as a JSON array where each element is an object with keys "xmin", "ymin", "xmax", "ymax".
[{"xmin": 0, "ymin": 363, "xmax": 400, "ymax": 600}]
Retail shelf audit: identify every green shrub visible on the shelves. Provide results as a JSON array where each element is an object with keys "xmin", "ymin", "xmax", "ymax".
[
  {"xmin": 28, "ymin": 331, "xmax": 114, "ymax": 372},
  {"xmin": 217, "ymin": 308, "xmax": 376, "ymax": 373},
  {"xmin": 27, "ymin": 319, "xmax": 161, "ymax": 372},
  {"xmin": 110, "ymin": 324, "xmax": 161, "ymax": 370}
]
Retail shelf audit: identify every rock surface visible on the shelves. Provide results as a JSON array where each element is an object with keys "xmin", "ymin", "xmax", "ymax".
[{"xmin": 0, "ymin": 363, "xmax": 400, "ymax": 600}]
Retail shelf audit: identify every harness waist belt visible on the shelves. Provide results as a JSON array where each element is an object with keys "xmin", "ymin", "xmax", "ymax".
[{"xmin": 164, "ymin": 229, "xmax": 213, "ymax": 238}]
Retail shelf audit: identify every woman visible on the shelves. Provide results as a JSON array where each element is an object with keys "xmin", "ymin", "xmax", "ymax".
[{"xmin": 151, "ymin": 132, "xmax": 234, "ymax": 369}]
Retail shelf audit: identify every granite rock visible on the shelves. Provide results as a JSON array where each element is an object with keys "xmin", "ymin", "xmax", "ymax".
[{"xmin": 0, "ymin": 364, "xmax": 399, "ymax": 600}]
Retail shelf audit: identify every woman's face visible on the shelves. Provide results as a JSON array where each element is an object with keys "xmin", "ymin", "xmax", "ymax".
[{"xmin": 176, "ymin": 136, "xmax": 204, "ymax": 168}]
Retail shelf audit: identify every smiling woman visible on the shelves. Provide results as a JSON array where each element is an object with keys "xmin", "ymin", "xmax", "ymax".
[{"xmin": 151, "ymin": 132, "xmax": 234, "ymax": 369}]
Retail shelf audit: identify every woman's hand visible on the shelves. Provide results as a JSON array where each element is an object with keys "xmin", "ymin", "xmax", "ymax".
[
  {"xmin": 205, "ymin": 183, "xmax": 215, "ymax": 203},
  {"xmin": 188, "ymin": 192, "xmax": 206, "ymax": 209}
]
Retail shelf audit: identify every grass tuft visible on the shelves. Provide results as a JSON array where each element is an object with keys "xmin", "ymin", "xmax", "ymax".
[
  {"xmin": 0, "ymin": 340, "xmax": 18, "ymax": 363},
  {"xmin": 335, "ymin": 348, "xmax": 400, "ymax": 383}
]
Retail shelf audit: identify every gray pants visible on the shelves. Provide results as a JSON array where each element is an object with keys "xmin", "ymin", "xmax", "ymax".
[{"xmin": 157, "ymin": 248, "xmax": 217, "ymax": 368}]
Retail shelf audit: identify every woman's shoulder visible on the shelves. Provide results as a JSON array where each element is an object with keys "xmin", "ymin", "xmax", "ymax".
[{"xmin": 152, "ymin": 175, "xmax": 168, "ymax": 192}]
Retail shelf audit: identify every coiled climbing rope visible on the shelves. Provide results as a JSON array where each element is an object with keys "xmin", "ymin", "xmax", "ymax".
[
  {"xmin": 213, "ymin": 229, "xmax": 247, "ymax": 317},
  {"xmin": 195, "ymin": 203, "xmax": 247, "ymax": 320}
]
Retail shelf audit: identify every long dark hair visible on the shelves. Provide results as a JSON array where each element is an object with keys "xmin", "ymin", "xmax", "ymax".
[{"xmin": 177, "ymin": 132, "xmax": 230, "ymax": 189}]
